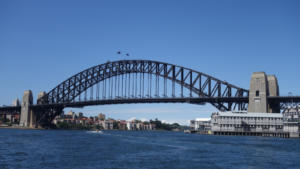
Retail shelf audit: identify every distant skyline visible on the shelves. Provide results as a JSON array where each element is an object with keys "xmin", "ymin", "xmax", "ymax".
[{"xmin": 1, "ymin": 0, "xmax": 299, "ymax": 124}]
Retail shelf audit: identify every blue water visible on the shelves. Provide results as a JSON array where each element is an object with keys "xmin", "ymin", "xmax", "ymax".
[{"xmin": 0, "ymin": 129, "xmax": 300, "ymax": 169}]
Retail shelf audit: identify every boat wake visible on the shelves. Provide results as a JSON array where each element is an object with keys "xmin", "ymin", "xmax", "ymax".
[{"xmin": 86, "ymin": 130, "xmax": 104, "ymax": 134}]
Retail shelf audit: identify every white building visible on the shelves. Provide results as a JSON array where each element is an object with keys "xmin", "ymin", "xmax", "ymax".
[
  {"xmin": 283, "ymin": 106, "xmax": 300, "ymax": 138},
  {"xmin": 210, "ymin": 111, "xmax": 290, "ymax": 137},
  {"xmin": 190, "ymin": 118, "xmax": 211, "ymax": 134},
  {"xmin": 100, "ymin": 120, "xmax": 114, "ymax": 130},
  {"xmin": 126, "ymin": 121, "xmax": 133, "ymax": 130}
]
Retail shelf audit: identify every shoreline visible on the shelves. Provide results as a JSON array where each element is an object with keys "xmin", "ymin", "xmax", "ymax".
[
  {"xmin": 0, "ymin": 126, "xmax": 181, "ymax": 132},
  {"xmin": 1, "ymin": 127, "xmax": 298, "ymax": 139},
  {"xmin": 0, "ymin": 126, "xmax": 44, "ymax": 130}
]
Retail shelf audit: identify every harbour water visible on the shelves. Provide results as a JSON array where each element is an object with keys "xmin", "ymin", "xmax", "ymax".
[{"xmin": 0, "ymin": 129, "xmax": 300, "ymax": 169}]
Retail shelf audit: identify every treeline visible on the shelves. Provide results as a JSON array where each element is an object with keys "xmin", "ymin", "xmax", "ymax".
[
  {"xmin": 56, "ymin": 122, "xmax": 94, "ymax": 130},
  {"xmin": 55, "ymin": 119, "xmax": 187, "ymax": 131},
  {"xmin": 0, "ymin": 117, "xmax": 18, "ymax": 126},
  {"xmin": 149, "ymin": 118, "xmax": 182, "ymax": 131}
]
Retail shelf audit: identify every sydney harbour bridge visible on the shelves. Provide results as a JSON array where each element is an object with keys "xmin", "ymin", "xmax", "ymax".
[{"xmin": 0, "ymin": 60, "xmax": 300, "ymax": 128}]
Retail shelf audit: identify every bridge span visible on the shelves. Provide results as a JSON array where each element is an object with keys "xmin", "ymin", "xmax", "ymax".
[{"xmin": 0, "ymin": 60, "xmax": 299, "ymax": 128}]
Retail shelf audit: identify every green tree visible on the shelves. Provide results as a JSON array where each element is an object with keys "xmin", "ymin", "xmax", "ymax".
[{"xmin": 113, "ymin": 121, "xmax": 119, "ymax": 129}]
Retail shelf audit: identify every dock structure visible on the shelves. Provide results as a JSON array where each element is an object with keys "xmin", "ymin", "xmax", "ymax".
[{"xmin": 213, "ymin": 131, "xmax": 289, "ymax": 138}]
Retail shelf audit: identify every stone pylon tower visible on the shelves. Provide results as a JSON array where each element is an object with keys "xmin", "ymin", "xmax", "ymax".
[
  {"xmin": 248, "ymin": 72, "xmax": 268, "ymax": 113},
  {"xmin": 37, "ymin": 91, "xmax": 46, "ymax": 104},
  {"xmin": 20, "ymin": 90, "xmax": 33, "ymax": 127},
  {"xmin": 267, "ymin": 75, "xmax": 280, "ymax": 113},
  {"xmin": 248, "ymin": 72, "xmax": 280, "ymax": 113},
  {"xmin": 30, "ymin": 91, "xmax": 47, "ymax": 128}
]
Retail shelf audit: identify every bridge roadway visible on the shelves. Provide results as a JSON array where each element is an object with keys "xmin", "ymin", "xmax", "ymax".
[
  {"xmin": 268, "ymin": 96, "xmax": 300, "ymax": 103},
  {"xmin": 0, "ymin": 106, "xmax": 21, "ymax": 115},
  {"xmin": 1, "ymin": 96, "xmax": 300, "ymax": 114},
  {"xmin": 33, "ymin": 97, "xmax": 249, "ymax": 109}
]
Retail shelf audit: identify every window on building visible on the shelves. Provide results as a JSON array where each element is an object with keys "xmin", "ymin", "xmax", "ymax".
[{"xmin": 256, "ymin": 90, "xmax": 259, "ymax": 97}]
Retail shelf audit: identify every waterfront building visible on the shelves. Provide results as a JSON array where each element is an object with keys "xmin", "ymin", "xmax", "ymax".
[
  {"xmin": 136, "ymin": 123, "xmax": 142, "ymax": 130},
  {"xmin": 118, "ymin": 120, "xmax": 127, "ymax": 130},
  {"xmin": 52, "ymin": 111, "xmax": 156, "ymax": 131},
  {"xmin": 64, "ymin": 110, "xmax": 76, "ymax": 119},
  {"xmin": 100, "ymin": 119, "xmax": 114, "ymax": 130},
  {"xmin": 0, "ymin": 99, "xmax": 21, "ymax": 124},
  {"xmin": 78, "ymin": 117, "xmax": 88, "ymax": 125},
  {"xmin": 283, "ymin": 106, "xmax": 300, "ymax": 138},
  {"xmin": 12, "ymin": 114, "xmax": 20, "ymax": 124},
  {"xmin": 126, "ymin": 121, "xmax": 133, "ymax": 130},
  {"xmin": 126, "ymin": 120, "xmax": 155, "ymax": 130},
  {"xmin": 210, "ymin": 111, "xmax": 289, "ymax": 137},
  {"xmin": 149, "ymin": 123, "xmax": 156, "ymax": 130},
  {"xmin": 98, "ymin": 113, "xmax": 106, "ymax": 121},
  {"xmin": 0, "ymin": 114, "xmax": 19, "ymax": 125},
  {"xmin": 190, "ymin": 118, "xmax": 211, "ymax": 134}
]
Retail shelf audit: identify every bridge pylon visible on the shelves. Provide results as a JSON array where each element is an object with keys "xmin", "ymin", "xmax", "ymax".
[
  {"xmin": 19, "ymin": 90, "xmax": 39, "ymax": 128},
  {"xmin": 248, "ymin": 72, "xmax": 280, "ymax": 113},
  {"xmin": 267, "ymin": 75, "xmax": 280, "ymax": 113},
  {"xmin": 20, "ymin": 90, "xmax": 33, "ymax": 127},
  {"xmin": 33, "ymin": 91, "xmax": 47, "ymax": 128}
]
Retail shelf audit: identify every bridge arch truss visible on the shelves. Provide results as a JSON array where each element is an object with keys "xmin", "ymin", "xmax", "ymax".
[{"xmin": 39, "ymin": 60, "xmax": 249, "ymax": 111}]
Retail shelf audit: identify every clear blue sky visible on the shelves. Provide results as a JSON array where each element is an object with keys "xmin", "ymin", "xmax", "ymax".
[{"xmin": 0, "ymin": 0, "xmax": 299, "ymax": 124}]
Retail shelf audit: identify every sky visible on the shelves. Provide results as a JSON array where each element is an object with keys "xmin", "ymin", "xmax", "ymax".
[{"xmin": 0, "ymin": 0, "xmax": 299, "ymax": 125}]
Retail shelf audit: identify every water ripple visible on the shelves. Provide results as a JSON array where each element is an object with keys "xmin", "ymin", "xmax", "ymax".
[{"xmin": 0, "ymin": 129, "xmax": 300, "ymax": 169}]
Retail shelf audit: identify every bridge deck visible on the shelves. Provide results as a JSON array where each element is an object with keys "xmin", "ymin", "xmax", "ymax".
[
  {"xmin": 32, "ymin": 97, "xmax": 249, "ymax": 109},
  {"xmin": 268, "ymin": 96, "xmax": 300, "ymax": 103},
  {"xmin": 1, "ymin": 96, "xmax": 300, "ymax": 114}
]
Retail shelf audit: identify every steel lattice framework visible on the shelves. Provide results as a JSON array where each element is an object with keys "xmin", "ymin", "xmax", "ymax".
[{"xmin": 38, "ymin": 60, "xmax": 249, "ymax": 111}]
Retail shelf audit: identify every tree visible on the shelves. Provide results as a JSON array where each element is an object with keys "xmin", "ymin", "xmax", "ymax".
[{"xmin": 113, "ymin": 121, "xmax": 119, "ymax": 129}]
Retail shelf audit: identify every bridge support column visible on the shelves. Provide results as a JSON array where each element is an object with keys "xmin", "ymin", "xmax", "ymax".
[
  {"xmin": 267, "ymin": 75, "xmax": 280, "ymax": 113},
  {"xmin": 12, "ymin": 99, "xmax": 20, "ymax": 124},
  {"xmin": 35, "ymin": 91, "xmax": 47, "ymax": 128},
  {"xmin": 248, "ymin": 72, "xmax": 268, "ymax": 113},
  {"xmin": 248, "ymin": 72, "xmax": 280, "ymax": 113},
  {"xmin": 20, "ymin": 90, "xmax": 33, "ymax": 127}
]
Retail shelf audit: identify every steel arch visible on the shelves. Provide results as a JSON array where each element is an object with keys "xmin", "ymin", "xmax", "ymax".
[{"xmin": 38, "ymin": 60, "xmax": 249, "ymax": 111}]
